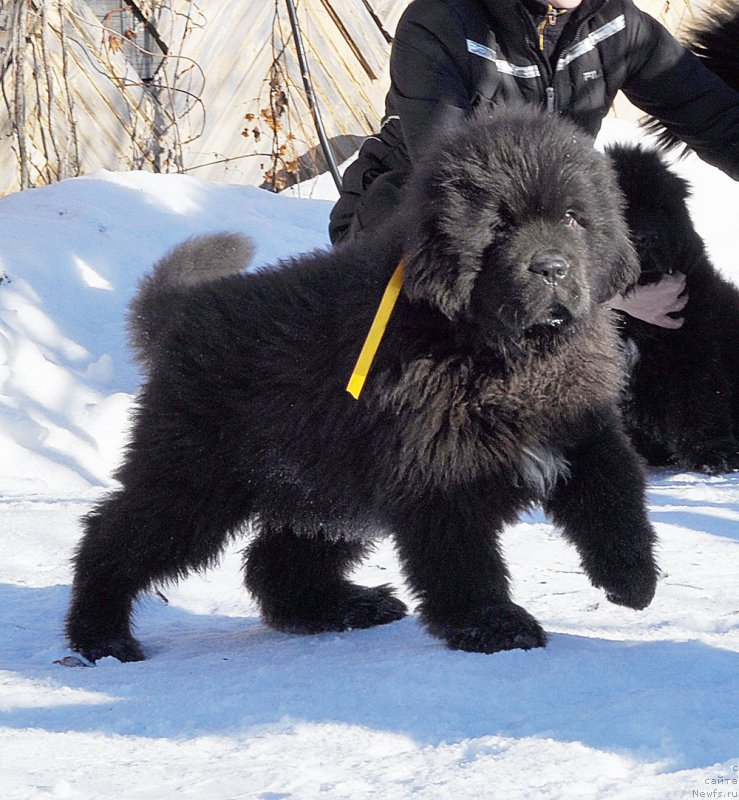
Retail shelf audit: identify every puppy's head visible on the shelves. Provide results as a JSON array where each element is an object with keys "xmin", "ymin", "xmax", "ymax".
[
  {"xmin": 401, "ymin": 109, "xmax": 639, "ymax": 341},
  {"xmin": 607, "ymin": 144, "xmax": 705, "ymax": 283}
]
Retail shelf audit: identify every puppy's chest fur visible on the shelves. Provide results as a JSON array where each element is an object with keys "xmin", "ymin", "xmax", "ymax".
[{"xmin": 373, "ymin": 323, "xmax": 624, "ymax": 496}]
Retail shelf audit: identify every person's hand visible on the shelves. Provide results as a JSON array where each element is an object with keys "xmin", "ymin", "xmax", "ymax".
[{"xmin": 608, "ymin": 272, "xmax": 688, "ymax": 329}]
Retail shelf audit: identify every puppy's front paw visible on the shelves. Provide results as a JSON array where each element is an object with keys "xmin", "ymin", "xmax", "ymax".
[
  {"xmin": 428, "ymin": 602, "xmax": 547, "ymax": 654},
  {"xmin": 605, "ymin": 583, "xmax": 655, "ymax": 610},
  {"xmin": 599, "ymin": 559, "xmax": 657, "ymax": 611}
]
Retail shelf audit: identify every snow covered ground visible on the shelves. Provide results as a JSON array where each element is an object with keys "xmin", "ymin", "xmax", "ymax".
[{"xmin": 1, "ymin": 120, "xmax": 738, "ymax": 799}]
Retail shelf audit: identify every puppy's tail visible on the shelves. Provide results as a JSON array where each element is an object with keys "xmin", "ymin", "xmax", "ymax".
[
  {"xmin": 129, "ymin": 232, "xmax": 254, "ymax": 369},
  {"xmin": 139, "ymin": 232, "xmax": 254, "ymax": 291}
]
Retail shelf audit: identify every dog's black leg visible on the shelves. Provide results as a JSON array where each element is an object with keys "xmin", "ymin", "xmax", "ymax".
[
  {"xmin": 244, "ymin": 523, "xmax": 407, "ymax": 634},
  {"xmin": 66, "ymin": 479, "xmax": 253, "ymax": 663},
  {"xmin": 672, "ymin": 361, "xmax": 739, "ymax": 472},
  {"xmin": 390, "ymin": 490, "xmax": 546, "ymax": 654},
  {"xmin": 65, "ymin": 496, "xmax": 146, "ymax": 663},
  {"xmin": 628, "ymin": 338, "xmax": 738, "ymax": 474},
  {"xmin": 545, "ymin": 415, "xmax": 658, "ymax": 610}
]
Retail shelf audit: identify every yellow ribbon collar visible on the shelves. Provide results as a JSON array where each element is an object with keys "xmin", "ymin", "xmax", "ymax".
[{"xmin": 346, "ymin": 259, "xmax": 405, "ymax": 399}]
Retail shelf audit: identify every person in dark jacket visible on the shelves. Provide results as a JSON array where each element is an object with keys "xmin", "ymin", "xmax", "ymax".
[{"xmin": 329, "ymin": 0, "xmax": 739, "ymax": 326}]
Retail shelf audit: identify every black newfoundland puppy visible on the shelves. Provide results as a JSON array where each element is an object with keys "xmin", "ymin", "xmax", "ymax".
[
  {"xmin": 66, "ymin": 109, "xmax": 658, "ymax": 662},
  {"xmin": 607, "ymin": 144, "xmax": 739, "ymax": 473}
]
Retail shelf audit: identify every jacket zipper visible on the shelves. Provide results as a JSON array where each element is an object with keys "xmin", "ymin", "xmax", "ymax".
[
  {"xmin": 536, "ymin": 0, "xmax": 610, "ymax": 114},
  {"xmin": 546, "ymin": 86, "xmax": 555, "ymax": 113}
]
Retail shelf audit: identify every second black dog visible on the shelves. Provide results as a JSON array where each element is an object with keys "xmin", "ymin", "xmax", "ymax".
[{"xmin": 608, "ymin": 143, "xmax": 739, "ymax": 473}]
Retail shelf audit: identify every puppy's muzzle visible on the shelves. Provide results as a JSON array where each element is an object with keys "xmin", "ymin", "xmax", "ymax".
[{"xmin": 528, "ymin": 252, "xmax": 569, "ymax": 287}]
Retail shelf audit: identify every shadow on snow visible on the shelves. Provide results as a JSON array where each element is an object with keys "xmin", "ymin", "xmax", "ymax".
[{"xmin": 1, "ymin": 582, "xmax": 737, "ymax": 773}]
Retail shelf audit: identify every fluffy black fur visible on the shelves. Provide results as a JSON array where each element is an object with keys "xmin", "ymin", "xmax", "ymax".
[
  {"xmin": 66, "ymin": 109, "xmax": 658, "ymax": 662},
  {"xmin": 642, "ymin": 0, "xmax": 739, "ymax": 152},
  {"xmin": 684, "ymin": 0, "xmax": 739, "ymax": 88},
  {"xmin": 608, "ymin": 143, "xmax": 739, "ymax": 473}
]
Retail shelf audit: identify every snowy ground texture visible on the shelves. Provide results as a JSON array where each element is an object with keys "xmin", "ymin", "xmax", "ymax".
[{"xmin": 1, "ymin": 120, "xmax": 738, "ymax": 799}]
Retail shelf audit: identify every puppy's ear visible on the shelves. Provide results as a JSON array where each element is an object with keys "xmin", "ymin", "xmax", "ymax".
[
  {"xmin": 594, "ymin": 233, "xmax": 641, "ymax": 304},
  {"xmin": 588, "ymin": 166, "xmax": 642, "ymax": 303},
  {"xmin": 402, "ymin": 236, "xmax": 478, "ymax": 320},
  {"xmin": 400, "ymin": 173, "xmax": 482, "ymax": 319}
]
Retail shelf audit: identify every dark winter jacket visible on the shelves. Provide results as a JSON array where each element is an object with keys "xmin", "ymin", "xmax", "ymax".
[{"xmin": 329, "ymin": 0, "xmax": 739, "ymax": 243}]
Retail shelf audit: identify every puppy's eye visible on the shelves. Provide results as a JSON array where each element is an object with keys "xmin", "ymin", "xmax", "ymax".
[
  {"xmin": 461, "ymin": 184, "xmax": 490, "ymax": 207},
  {"xmin": 492, "ymin": 218, "xmax": 514, "ymax": 242},
  {"xmin": 494, "ymin": 206, "xmax": 516, "ymax": 234},
  {"xmin": 564, "ymin": 210, "xmax": 581, "ymax": 227}
]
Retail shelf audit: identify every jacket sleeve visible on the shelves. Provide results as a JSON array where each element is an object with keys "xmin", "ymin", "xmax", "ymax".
[
  {"xmin": 389, "ymin": 0, "xmax": 473, "ymax": 163},
  {"xmin": 621, "ymin": 6, "xmax": 739, "ymax": 180}
]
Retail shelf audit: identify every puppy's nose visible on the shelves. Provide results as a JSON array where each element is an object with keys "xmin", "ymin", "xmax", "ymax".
[{"xmin": 528, "ymin": 253, "xmax": 569, "ymax": 286}]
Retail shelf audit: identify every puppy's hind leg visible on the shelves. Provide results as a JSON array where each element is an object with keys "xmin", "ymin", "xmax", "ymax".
[
  {"xmin": 244, "ymin": 523, "xmax": 408, "ymax": 634},
  {"xmin": 66, "ymin": 475, "xmax": 253, "ymax": 663}
]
